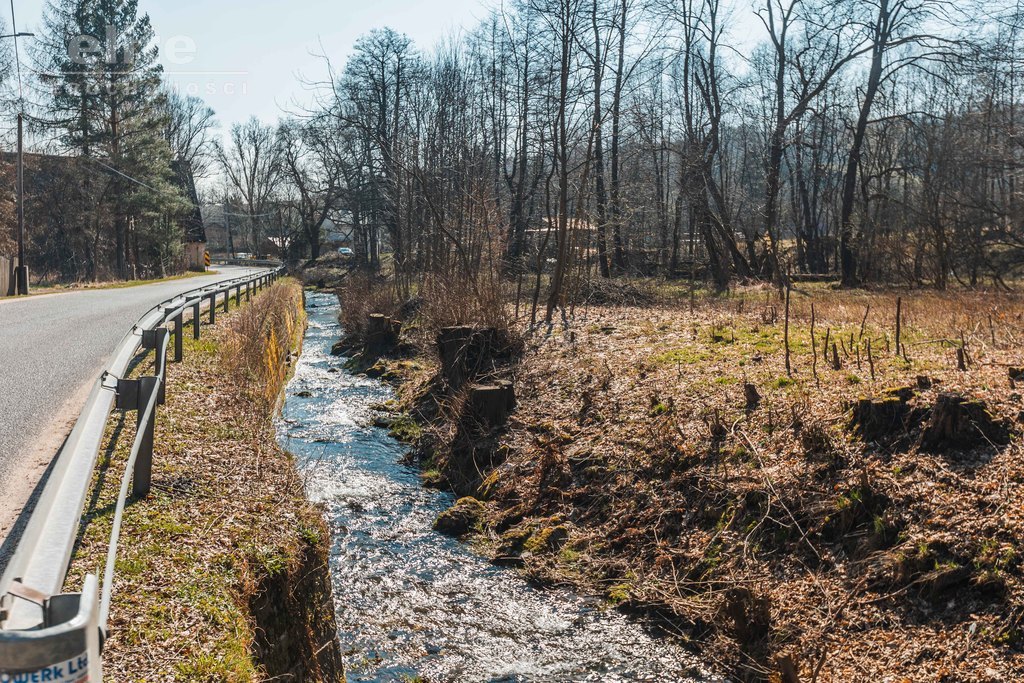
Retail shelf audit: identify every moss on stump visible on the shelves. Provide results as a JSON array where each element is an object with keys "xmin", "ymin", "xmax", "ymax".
[{"xmin": 433, "ymin": 497, "xmax": 486, "ymax": 536}]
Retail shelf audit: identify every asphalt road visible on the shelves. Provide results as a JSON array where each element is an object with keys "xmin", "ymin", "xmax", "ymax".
[{"xmin": 0, "ymin": 266, "xmax": 262, "ymax": 542}]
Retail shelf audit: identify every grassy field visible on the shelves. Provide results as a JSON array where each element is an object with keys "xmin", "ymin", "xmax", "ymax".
[
  {"xmin": 26, "ymin": 269, "xmax": 217, "ymax": 295},
  {"xmin": 375, "ymin": 280, "xmax": 1024, "ymax": 682}
]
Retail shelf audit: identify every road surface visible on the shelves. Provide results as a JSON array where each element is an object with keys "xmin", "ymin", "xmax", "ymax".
[{"xmin": 0, "ymin": 266, "xmax": 263, "ymax": 550}]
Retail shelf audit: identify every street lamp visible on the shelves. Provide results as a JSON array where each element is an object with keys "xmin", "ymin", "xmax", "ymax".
[{"xmin": 1, "ymin": 30, "xmax": 34, "ymax": 295}]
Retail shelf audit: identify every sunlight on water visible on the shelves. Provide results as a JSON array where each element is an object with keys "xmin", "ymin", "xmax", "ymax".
[{"xmin": 277, "ymin": 291, "xmax": 715, "ymax": 683}]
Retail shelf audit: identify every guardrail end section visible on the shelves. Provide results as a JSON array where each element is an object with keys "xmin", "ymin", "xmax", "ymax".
[{"xmin": 0, "ymin": 574, "xmax": 102, "ymax": 681}]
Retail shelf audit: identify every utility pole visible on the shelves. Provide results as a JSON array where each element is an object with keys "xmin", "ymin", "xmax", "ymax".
[
  {"xmin": 15, "ymin": 111, "xmax": 27, "ymax": 295},
  {"xmin": 2, "ymin": 24, "xmax": 35, "ymax": 294}
]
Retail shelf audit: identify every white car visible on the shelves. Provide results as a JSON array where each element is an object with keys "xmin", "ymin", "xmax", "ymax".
[{"xmin": 337, "ymin": 247, "xmax": 354, "ymax": 257}]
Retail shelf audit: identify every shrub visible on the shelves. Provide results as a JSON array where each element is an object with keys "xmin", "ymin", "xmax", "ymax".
[
  {"xmin": 417, "ymin": 272, "xmax": 513, "ymax": 335},
  {"xmin": 222, "ymin": 280, "xmax": 304, "ymax": 406},
  {"xmin": 337, "ymin": 272, "xmax": 400, "ymax": 341}
]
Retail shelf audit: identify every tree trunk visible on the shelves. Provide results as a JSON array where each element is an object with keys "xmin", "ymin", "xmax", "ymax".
[
  {"xmin": 591, "ymin": 0, "xmax": 611, "ymax": 279},
  {"xmin": 841, "ymin": 0, "xmax": 890, "ymax": 287}
]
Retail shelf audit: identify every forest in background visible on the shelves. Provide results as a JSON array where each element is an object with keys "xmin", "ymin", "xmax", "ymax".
[
  {"xmin": 288, "ymin": 0, "xmax": 1024, "ymax": 322},
  {"xmin": 3, "ymin": 0, "xmax": 1024, "ymax": 294}
]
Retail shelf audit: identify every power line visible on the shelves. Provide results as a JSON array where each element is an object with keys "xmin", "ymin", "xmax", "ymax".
[
  {"xmin": 221, "ymin": 211, "xmax": 275, "ymax": 218},
  {"xmin": 85, "ymin": 155, "xmax": 165, "ymax": 194}
]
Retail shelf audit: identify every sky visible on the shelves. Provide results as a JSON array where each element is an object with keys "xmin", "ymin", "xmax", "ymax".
[{"xmin": 7, "ymin": 0, "xmax": 491, "ymax": 133}]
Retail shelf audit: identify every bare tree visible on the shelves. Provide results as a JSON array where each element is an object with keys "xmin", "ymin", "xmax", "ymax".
[
  {"xmin": 161, "ymin": 90, "xmax": 217, "ymax": 180},
  {"xmin": 278, "ymin": 118, "xmax": 344, "ymax": 260},
  {"xmin": 216, "ymin": 117, "xmax": 282, "ymax": 255},
  {"xmin": 838, "ymin": 0, "xmax": 957, "ymax": 286}
]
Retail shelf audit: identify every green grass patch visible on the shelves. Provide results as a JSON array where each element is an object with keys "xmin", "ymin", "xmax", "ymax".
[
  {"xmin": 652, "ymin": 347, "xmax": 710, "ymax": 365},
  {"xmin": 388, "ymin": 413, "xmax": 424, "ymax": 443}
]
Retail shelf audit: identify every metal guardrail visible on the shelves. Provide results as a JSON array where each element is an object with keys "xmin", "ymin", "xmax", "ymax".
[
  {"xmin": 0, "ymin": 265, "xmax": 284, "ymax": 680},
  {"xmin": 212, "ymin": 257, "xmax": 282, "ymax": 268}
]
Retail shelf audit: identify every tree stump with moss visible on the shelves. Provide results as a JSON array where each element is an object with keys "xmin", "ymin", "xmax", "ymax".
[
  {"xmin": 433, "ymin": 497, "xmax": 485, "ymax": 536},
  {"xmin": 850, "ymin": 395, "xmax": 912, "ymax": 442}
]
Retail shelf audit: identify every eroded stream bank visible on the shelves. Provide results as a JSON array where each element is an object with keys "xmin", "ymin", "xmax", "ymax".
[{"xmin": 278, "ymin": 291, "xmax": 711, "ymax": 682}]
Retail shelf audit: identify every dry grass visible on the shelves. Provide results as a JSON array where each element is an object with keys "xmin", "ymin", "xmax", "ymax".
[
  {"xmin": 339, "ymin": 270, "xmax": 521, "ymax": 369},
  {"xmin": 65, "ymin": 279, "xmax": 336, "ymax": 681},
  {"xmin": 388, "ymin": 281, "xmax": 1024, "ymax": 682},
  {"xmin": 222, "ymin": 282, "xmax": 305, "ymax": 406},
  {"xmin": 301, "ymin": 252, "xmax": 356, "ymax": 292},
  {"xmin": 27, "ymin": 269, "xmax": 213, "ymax": 294},
  {"xmin": 416, "ymin": 272, "xmax": 514, "ymax": 335}
]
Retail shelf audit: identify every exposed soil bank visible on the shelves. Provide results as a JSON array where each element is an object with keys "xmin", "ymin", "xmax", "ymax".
[
  {"xmin": 66, "ymin": 280, "xmax": 344, "ymax": 681},
  {"xmin": 342, "ymin": 283, "xmax": 1024, "ymax": 682}
]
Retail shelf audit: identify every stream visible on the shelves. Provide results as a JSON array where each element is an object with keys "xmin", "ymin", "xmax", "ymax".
[{"xmin": 277, "ymin": 291, "xmax": 713, "ymax": 683}]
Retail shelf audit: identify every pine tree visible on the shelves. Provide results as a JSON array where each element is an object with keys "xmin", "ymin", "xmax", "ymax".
[{"xmin": 33, "ymin": 0, "xmax": 185, "ymax": 278}]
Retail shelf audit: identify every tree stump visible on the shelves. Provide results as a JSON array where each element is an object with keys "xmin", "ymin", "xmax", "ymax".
[
  {"xmin": 438, "ymin": 326, "xmax": 476, "ymax": 389},
  {"xmin": 918, "ymin": 393, "xmax": 1011, "ymax": 453},
  {"xmin": 850, "ymin": 395, "xmax": 911, "ymax": 442},
  {"xmin": 433, "ymin": 497, "xmax": 486, "ymax": 536},
  {"xmin": 744, "ymin": 383, "xmax": 761, "ymax": 411},
  {"xmin": 467, "ymin": 381, "xmax": 516, "ymax": 428},
  {"xmin": 719, "ymin": 587, "xmax": 771, "ymax": 651},
  {"xmin": 883, "ymin": 385, "xmax": 915, "ymax": 403},
  {"xmin": 365, "ymin": 313, "xmax": 401, "ymax": 352},
  {"xmin": 437, "ymin": 326, "xmax": 497, "ymax": 390}
]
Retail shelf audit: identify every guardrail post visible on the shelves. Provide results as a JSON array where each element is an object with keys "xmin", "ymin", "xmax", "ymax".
[
  {"xmin": 132, "ymin": 376, "xmax": 159, "ymax": 497},
  {"xmin": 141, "ymin": 329, "xmax": 168, "ymax": 405},
  {"xmin": 246, "ymin": 281, "xmax": 251, "ymax": 302},
  {"xmin": 173, "ymin": 313, "xmax": 184, "ymax": 363},
  {"xmin": 208, "ymin": 293, "xmax": 216, "ymax": 324},
  {"xmin": 223, "ymin": 289, "xmax": 230, "ymax": 313},
  {"xmin": 192, "ymin": 302, "xmax": 201, "ymax": 340},
  {"xmin": 142, "ymin": 329, "xmax": 168, "ymax": 381},
  {"xmin": 235, "ymin": 284, "xmax": 241, "ymax": 306}
]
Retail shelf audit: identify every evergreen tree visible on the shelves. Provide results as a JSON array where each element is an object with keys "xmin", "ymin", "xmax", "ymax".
[{"xmin": 33, "ymin": 0, "xmax": 185, "ymax": 278}]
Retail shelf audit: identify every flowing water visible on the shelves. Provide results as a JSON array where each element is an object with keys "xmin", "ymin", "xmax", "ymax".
[{"xmin": 277, "ymin": 291, "xmax": 714, "ymax": 683}]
